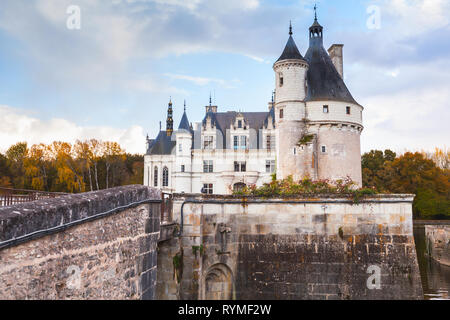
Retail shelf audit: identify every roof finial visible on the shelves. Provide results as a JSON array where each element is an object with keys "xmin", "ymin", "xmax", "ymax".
[
  {"xmin": 314, "ymin": 4, "xmax": 318, "ymax": 21},
  {"xmin": 159, "ymin": 121, "xmax": 162, "ymax": 132},
  {"xmin": 289, "ymin": 20, "xmax": 293, "ymax": 36},
  {"xmin": 209, "ymin": 93, "xmax": 212, "ymax": 106},
  {"xmin": 184, "ymin": 100, "xmax": 186, "ymax": 112}
]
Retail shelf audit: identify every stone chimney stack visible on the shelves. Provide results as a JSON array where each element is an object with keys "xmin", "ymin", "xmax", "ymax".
[{"xmin": 328, "ymin": 44, "xmax": 344, "ymax": 79}]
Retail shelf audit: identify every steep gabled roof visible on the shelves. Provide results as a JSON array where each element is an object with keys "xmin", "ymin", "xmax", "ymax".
[{"xmin": 147, "ymin": 131, "xmax": 176, "ymax": 155}]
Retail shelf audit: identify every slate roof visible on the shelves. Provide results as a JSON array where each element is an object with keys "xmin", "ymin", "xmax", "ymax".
[
  {"xmin": 302, "ymin": 19, "xmax": 360, "ymax": 106},
  {"xmin": 202, "ymin": 111, "xmax": 275, "ymax": 149},
  {"xmin": 203, "ymin": 111, "xmax": 271, "ymax": 134},
  {"xmin": 276, "ymin": 36, "xmax": 307, "ymax": 62},
  {"xmin": 147, "ymin": 131, "xmax": 176, "ymax": 155},
  {"xmin": 178, "ymin": 111, "xmax": 192, "ymax": 133}
]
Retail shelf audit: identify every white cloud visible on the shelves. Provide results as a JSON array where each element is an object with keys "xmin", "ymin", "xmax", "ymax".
[
  {"xmin": 0, "ymin": 105, "xmax": 146, "ymax": 154},
  {"xmin": 360, "ymin": 85, "xmax": 450, "ymax": 153},
  {"xmin": 164, "ymin": 73, "xmax": 241, "ymax": 88}
]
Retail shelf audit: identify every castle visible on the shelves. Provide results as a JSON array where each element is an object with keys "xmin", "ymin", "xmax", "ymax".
[{"xmin": 144, "ymin": 15, "xmax": 364, "ymax": 194}]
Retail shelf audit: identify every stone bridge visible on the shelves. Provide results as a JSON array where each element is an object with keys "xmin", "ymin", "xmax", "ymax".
[{"xmin": 0, "ymin": 185, "xmax": 176, "ymax": 300}]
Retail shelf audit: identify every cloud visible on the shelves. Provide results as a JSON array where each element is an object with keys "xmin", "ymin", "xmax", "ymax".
[
  {"xmin": 164, "ymin": 73, "xmax": 241, "ymax": 88},
  {"xmin": 361, "ymin": 85, "xmax": 450, "ymax": 153},
  {"xmin": 0, "ymin": 105, "xmax": 146, "ymax": 154}
]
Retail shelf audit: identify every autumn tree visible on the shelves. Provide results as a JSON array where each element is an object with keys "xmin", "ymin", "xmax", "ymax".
[
  {"xmin": 103, "ymin": 141, "xmax": 126, "ymax": 189},
  {"xmin": 5, "ymin": 142, "xmax": 28, "ymax": 189},
  {"xmin": 0, "ymin": 153, "xmax": 13, "ymax": 188},
  {"xmin": 361, "ymin": 149, "xmax": 396, "ymax": 192},
  {"xmin": 24, "ymin": 144, "xmax": 51, "ymax": 191},
  {"xmin": 49, "ymin": 142, "xmax": 85, "ymax": 193}
]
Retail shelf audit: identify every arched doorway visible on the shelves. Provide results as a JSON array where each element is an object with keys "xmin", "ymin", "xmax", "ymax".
[
  {"xmin": 233, "ymin": 183, "xmax": 246, "ymax": 192},
  {"xmin": 203, "ymin": 264, "xmax": 233, "ymax": 300}
]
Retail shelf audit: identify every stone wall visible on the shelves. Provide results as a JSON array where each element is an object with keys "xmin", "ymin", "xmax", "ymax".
[
  {"xmin": 425, "ymin": 225, "xmax": 450, "ymax": 266},
  {"xmin": 0, "ymin": 185, "xmax": 161, "ymax": 300},
  {"xmin": 159, "ymin": 194, "xmax": 423, "ymax": 300}
]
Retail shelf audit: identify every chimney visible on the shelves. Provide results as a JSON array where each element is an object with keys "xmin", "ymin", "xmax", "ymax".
[
  {"xmin": 205, "ymin": 105, "xmax": 218, "ymax": 113},
  {"xmin": 328, "ymin": 44, "xmax": 344, "ymax": 79}
]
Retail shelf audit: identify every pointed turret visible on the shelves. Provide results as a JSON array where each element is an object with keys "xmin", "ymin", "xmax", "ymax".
[
  {"xmin": 178, "ymin": 100, "xmax": 192, "ymax": 132},
  {"xmin": 276, "ymin": 22, "xmax": 306, "ymax": 62},
  {"xmin": 166, "ymin": 99, "xmax": 174, "ymax": 137}
]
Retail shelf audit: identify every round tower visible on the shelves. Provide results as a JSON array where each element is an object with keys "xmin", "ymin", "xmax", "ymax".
[
  {"xmin": 303, "ymin": 12, "xmax": 364, "ymax": 186},
  {"xmin": 274, "ymin": 22, "xmax": 310, "ymax": 181}
]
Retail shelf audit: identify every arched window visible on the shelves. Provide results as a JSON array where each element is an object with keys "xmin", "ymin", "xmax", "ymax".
[
  {"xmin": 163, "ymin": 167, "xmax": 169, "ymax": 187},
  {"xmin": 153, "ymin": 166, "xmax": 158, "ymax": 187}
]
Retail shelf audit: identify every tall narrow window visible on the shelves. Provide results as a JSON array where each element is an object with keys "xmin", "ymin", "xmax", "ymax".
[
  {"xmin": 321, "ymin": 146, "xmax": 327, "ymax": 153},
  {"xmin": 240, "ymin": 136, "xmax": 247, "ymax": 150},
  {"xmin": 346, "ymin": 106, "xmax": 351, "ymax": 115},
  {"xmin": 238, "ymin": 120, "xmax": 242, "ymax": 129},
  {"xmin": 323, "ymin": 105, "xmax": 329, "ymax": 113},
  {"xmin": 280, "ymin": 109, "xmax": 284, "ymax": 119},
  {"xmin": 266, "ymin": 135, "xmax": 272, "ymax": 150},
  {"xmin": 279, "ymin": 73, "xmax": 284, "ymax": 87},
  {"xmin": 162, "ymin": 167, "xmax": 169, "ymax": 187},
  {"xmin": 179, "ymin": 143, "xmax": 183, "ymax": 152},
  {"xmin": 154, "ymin": 166, "xmax": 158, "ymax": 187},
  {"xmin": 181, "ymin": 165, "xmax": 185, "ymax": 173},
  {"xmin": 233, "ymin": 136, "xmax": 239, "ymax": 150}
]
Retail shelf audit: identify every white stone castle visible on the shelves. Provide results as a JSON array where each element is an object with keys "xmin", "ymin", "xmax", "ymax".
[{"xmin": 144, "ymin": 15, "xmax": 363, "ymax": 195}]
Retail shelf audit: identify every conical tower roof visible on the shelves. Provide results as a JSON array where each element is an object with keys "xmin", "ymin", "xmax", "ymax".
[{"xmin": 276, "ymin": 22, "xmax": 307, "ymax": 63}]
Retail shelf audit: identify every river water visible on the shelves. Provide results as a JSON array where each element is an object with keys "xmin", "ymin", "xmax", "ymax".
[{"xmin": 413, "ymin": 225, "xmax": 450, "ymax": 300}]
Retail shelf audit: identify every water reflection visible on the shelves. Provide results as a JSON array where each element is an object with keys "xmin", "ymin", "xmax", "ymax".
[{"xmin": 414, "ymin": 225, "xmax": 450, "ymax": 300}]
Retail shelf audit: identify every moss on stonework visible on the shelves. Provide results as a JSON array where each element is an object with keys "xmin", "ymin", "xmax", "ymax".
[
  {"xmin": 297, "ymin": 134, "xmax": 314, "ymax": 146},
  {"xmin": 232, "ymin": 176, "xmax": 378, "ymax": 204}
]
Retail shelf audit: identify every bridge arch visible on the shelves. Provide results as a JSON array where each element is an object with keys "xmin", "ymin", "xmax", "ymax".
[{"xmin": 201, "ymin": 263, "xmax": 234, "ymax": 300}]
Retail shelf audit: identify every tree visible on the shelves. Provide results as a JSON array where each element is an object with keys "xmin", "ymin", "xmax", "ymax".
[
  {"xmin": 24, "ymin": 144, "xmax": 51, "ymax": 191},
  {"xmin": 103, "ymin": 141, "xmax": 126, "ymax": 189},
  {"xmin": 49, "ymin": 142, "xmax": 85, "ymax": 193},
  {"xmin": 5, "ymin": 142, "xmax": 28, "ymax": 189},
  {"xmin": 361, "ymin": 149, "xmax": 396, "ymax": 192}
]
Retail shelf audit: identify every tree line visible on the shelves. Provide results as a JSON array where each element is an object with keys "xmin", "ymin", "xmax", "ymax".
[
  {"xmin": 362, "ymin": 148, "xmax": 449, "ymax": 220},
  {"xmin": 0, "ymin": 140, "xmax": 143, "ymax": 193}
]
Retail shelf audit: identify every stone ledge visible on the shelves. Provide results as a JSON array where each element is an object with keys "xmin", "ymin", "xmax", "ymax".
[
  {"xmin": 0, "ymin": 185, "xmax": 161, "ymax": 246},
  {"xmin": 172, "ymin": 193, "xmax": 415, "ymax": 203}
]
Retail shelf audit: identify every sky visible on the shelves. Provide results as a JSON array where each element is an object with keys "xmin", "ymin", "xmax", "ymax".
[{"xmin": 0, "ymin": 0, "xmax": 449, "ymax": 154}]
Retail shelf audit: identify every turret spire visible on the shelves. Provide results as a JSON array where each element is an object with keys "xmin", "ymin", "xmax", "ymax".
[
  {"xmin": 314, "ymin": 4, "xmax": 317, "ymax": 21},
  {"xmin": 289, "ymin": 21, "xmax": 293, "ymax": 36},
  {"xmin": 166, "ymin": 99, "xmax": 174, "ymax": 137}
]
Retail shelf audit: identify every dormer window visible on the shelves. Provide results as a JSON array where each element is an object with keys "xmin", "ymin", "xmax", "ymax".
[{"xmin": 238, "ymin": 120, "xmax": 242, "ymax": 128}]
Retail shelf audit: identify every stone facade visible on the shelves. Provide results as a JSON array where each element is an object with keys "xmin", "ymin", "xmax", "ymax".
[
  {"xmin": 156, "ymin": 194, "xmax": 423, "ymax": 300},
  {"xmin": 0, "ymin": 185, "xmax": 161, "ymax": 300}
]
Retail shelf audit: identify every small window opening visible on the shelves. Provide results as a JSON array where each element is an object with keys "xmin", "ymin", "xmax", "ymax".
[
  {"xmin": 323, "ymin": 105, "xmax": 329, "ymax": 113},
  {"xmin": 346, "ymin": 106, "xmax": 351, "ymax": 115}
]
